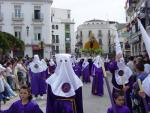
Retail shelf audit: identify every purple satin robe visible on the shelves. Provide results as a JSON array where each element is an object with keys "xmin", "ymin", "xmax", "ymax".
[
  {"xmin": 49, "ymin": 65, "xmax": 56, "ymax": 75},
  {"xmin": 91, "ymin": 64, "xmax": 104, "ymax": 96},
  {"xmin": 108, "ymin": 60, "xmax": 133, "ymax": 112},
  {"xmin": 148, "ymin": 97, "xmax": 150, "ymax": 111},
  {"xmin": 29, "ymin": 69, "xmax": 46, "ymax": 95},
  {"xmin": 73, "ymin": 64, "xmax": 82, "ymax": 77},
  {"xmin": 82, "ymin": 65, "xmax": 90, "ymax": 83},
  {"xmin": 107, "ymin": 105, "xmax": 131, "ymax": 113},
  {"xmin": 46, "ymin": 85, "xmax": 83, "ymax": 113},
  {"xmin": 104, "ymin": 62, "xmax": 109, "ymax": 71},
  {"xmin": 0, "ymin": 100, "xmax": 43, "ymax": 113},
  {"xmin": 107, "ymin": 60, "xmax": 121, "ymax": 89}
]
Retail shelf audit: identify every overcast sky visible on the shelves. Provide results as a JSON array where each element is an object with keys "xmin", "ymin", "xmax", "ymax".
[{"xmin": 52, "ymin": 0, "xmax": 127, "ymax": 29}]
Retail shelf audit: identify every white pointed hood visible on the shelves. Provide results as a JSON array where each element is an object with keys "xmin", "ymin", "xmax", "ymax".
[
  {"xmin": 142, "ymin": 74, "xmax": 150, "ymax": 97},
  {"xmin": 105, "ymin": 55, "xmax": 110, "ymax": 62},
  {"xmin": 46, "ymin": 54, "xmax": 83, "ymax": 97},
  {"xmin": 29, "ymin": 55, "xmax": 43, "ymax": 73},
  {"xmin": 115, "ymin": 31, "xmax": 126, "ymax": 69},
  {"xmin": 115, "ymin": 66, "xmax": 133, "ymax": 85},
  {"xmin": 115, "ymin": 32, "xmax": 123, "ymax": 55},
  {"xmin": 49, "ymin": 59, "xmax": 55, "ymax": 66},
  {"xmin": 93, "ymin": 55, "xmax": 102, "ymax": 68},
  {"xmin": 82, "ymin": 58, "xmax": 89, "ymax": 69},
  {"xmin": 75, "ymin": 58, "xmax": 80, "ymax": 63},
  {"xmin": 114, "ymin": 32, "xmax": 132, "ymax": 85},
  {"xmin": 138, "ymin": 19, "xmax": 150, "ymax": 58}
]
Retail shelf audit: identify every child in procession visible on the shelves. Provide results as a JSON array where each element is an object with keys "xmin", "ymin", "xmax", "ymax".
[
  {"xmin": 0, "ymin": 85, "xmax": 43, "ymax": 113},
  {"xmin": 107, "ymin": 91, "xmax": 131, "ymax": 113}
]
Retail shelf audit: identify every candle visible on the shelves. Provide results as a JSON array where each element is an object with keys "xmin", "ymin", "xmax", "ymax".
[
  {"xmin": 100, "ymin": 57, "xmax": 107, "ymax": 77},
  {"xmin": 138, "ymin": 79, "xmax": 143, "ymax": 91},
  {"xmin": 121, "ymin": 76, "xmax": 125, "ymax": 88}
]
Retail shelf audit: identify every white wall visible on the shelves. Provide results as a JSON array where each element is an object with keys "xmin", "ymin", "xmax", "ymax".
[
  {"xmin": 0, "ymin": 0, "xmax": 52, "ymax": 58},
  {"xmin": 52, "ymin": 8, "xmax": 75, "ymax": 54},
  {"xmin": 70, "ymin": 24, "xmax": 75, "ymax": 53},
  {"xmin": 76, "ymin": 20, "xmax": 117, "ymax": 54}
]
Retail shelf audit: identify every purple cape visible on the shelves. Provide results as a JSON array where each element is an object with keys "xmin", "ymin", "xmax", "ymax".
[
  {"xmin": 107, "ymin": 61, "xmax": 121, "ymax": 89},
  {"xmin": 104, "ymin": 62, "xmax": 109, "ymax": 71},
  {"xmin": 107, "ymin": 105, "xmax": 131, "ymax": 113},
  {"xmin": 82, "ymin": 65, "xmax": 90, "ymax": 83},
  {"xmin": 48, "ymin": 65, "xmax": 56, "ymax": 75},
  {"xmin": 0, "ymin": 100, "xmax": 43, "ymax": 113},
  {"xmin": 46, "ymin": 85, "xmax": 83, "ymax": 113},
  {"xmin": 29, "ymin": 69, "xmax": 46, "ymax": 95},
  {"xmin": 91, "ymin": 64, "xmax": 104, "ymax": 96},
  {"xmin": 107, "ymin": 61, "xmax": 133, "ymax": 112},
  {"xmin": 73, "ymin": 64, "xmax": 82, "ymax": 77}
]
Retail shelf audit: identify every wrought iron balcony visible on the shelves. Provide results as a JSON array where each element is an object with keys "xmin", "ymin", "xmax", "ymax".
[
  {"xmin": 12, "ymin": 13, "xmax": 24, "ymax": 21},
  {"xmin": 129, "ymin": 31, "xmax": 141, "ymax": 43},
  {"xmin": 130, "ymin": 31, "xmax": 141, "ymax": 39},
  {"xmin": 126, "ymin": 0, "xmax": 140, "ymax": 12},
  {"xmin": 32, "ymin": 13, "xmax": 44, "ymax": 22}
]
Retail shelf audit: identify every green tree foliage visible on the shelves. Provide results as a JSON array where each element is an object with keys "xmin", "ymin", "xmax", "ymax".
[
  {"xmin": 80, "ymin": 48, "xmax": 103, "ymax": 56},
  {"xmin": 0, "ymin": 32, "xmax": 25, "ymax": 54}
]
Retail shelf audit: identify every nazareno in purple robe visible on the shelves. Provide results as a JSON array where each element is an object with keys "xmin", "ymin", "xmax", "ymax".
[
  {"xmin": 82, "ymin": 65, "xmax": 91, "ymax": 83},
  {"xmin": 148, "ymin": 97, "xmax": 150, "ymax": 111},
  {"xmin": 107, "ymin": 105, "xmax": 131, "ymax": 113},
  {"xmin": 107, "ymin": 60, "xmax": 133, "ymax": 112},
  {"xmin": 0, "ymin": 100, "xmax": 43, "ymax": 113},
  {"xmin": 41, "ymin": 69, "xmax": 48, "ymax": 90},
  {"xmin": 73, "ymin": 63, "xmax": 82, "ymax": 77},
  {"xmin": 104, "ymin": 62, "xmax": 109, "ymax": 71},
  {"xmin": 91, "ymin": 64, "xmax": 104, "ymax": 96},
  {"xmin": 46, "ymin": 85, "xmax": 83, "ymax": 113},
  {"xmin": 48, "ymin": 65, "xmax": 56, "ymax": 75},
  {"xmin": 29, "ymin": 69, "xmax": 46, "ymax": 96}
]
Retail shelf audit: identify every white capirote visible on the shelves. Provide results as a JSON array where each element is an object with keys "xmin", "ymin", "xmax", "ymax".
[
  {"xmin": 46, "ymin": 54, "xmax": 83, "ymax": 97},
  {"xmin": 29, "ymin": 55, "xmax": 43, "ymax": 73}
]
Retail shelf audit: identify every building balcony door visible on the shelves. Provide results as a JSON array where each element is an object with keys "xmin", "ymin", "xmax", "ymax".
[
  {"xmin": 32, "ymin": 45, "xmax": 43, "ymax": 58},
  {"xmin": 33, "ymin": 49, "xmax": 43, "ymax": 59}
]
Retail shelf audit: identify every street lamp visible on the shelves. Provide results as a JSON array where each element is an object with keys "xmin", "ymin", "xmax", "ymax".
[{"xmin": 26, "ymin": 26, "xmax": 29, "ymax": 36}]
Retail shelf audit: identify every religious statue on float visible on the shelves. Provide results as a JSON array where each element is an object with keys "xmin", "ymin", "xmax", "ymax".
[
  {"xmin": 81, "ymin": 31, "xmax": 102, "ymax": 56},
  {"xmin": 84, "ymin": 31, "xmax": 100, "ymax": 49}
]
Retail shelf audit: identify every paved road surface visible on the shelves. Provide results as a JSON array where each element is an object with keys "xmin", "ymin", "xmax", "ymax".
[{"xmin": 1, "ymin": 72, "xmax": 112, "ymax": 113}]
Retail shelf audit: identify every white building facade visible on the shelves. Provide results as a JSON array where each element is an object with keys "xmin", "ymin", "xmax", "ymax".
[
  {"xmin": 51, "ymin": 8, "xmax": 75, "ymax": 55},
  {"xmin": 76, "ymin": 19, "xmax": 118, "ymax": 55},
  {"xmin": 117, "ymin": 24, "xmax": 131, "ymax": 58},
  {"xmin": 0, "ymin": 0, "xmax": 52, "ymax": 58},
  {"xmin": 125, "ymin": 0, "xmax": 150, "ymax": 56}
]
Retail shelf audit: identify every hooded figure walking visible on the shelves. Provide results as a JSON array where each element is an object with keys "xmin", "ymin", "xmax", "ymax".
[
  {"xmin": 46, "ymin": 54, "xmax": 84, "ymax": 113},
  {"xmin": 29, "ymin": 55, "xmax": 46, "ymax": 99}
]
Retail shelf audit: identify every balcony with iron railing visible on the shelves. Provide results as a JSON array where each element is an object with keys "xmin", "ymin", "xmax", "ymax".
[
  {"xmin": 126, "ymin": 0, "xmax": 141, "ymax": 13},
  {"xmin": 31, "ymin": 37, "xmax": 45, "ymax": 44},
  {"xmin": 129, "ymin": 31, "xmax": 141, "ymax": 43},
  {"xmin": 12, "ymin": 13, "xmax": 24, "ymax": 21},
  {"xmin": 130, "ymin": 31, "xmax": 141, "ymax": 38},
  {"xmin": 32, "ymin": 13, "xmax": 44, "ymax": 22}
]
